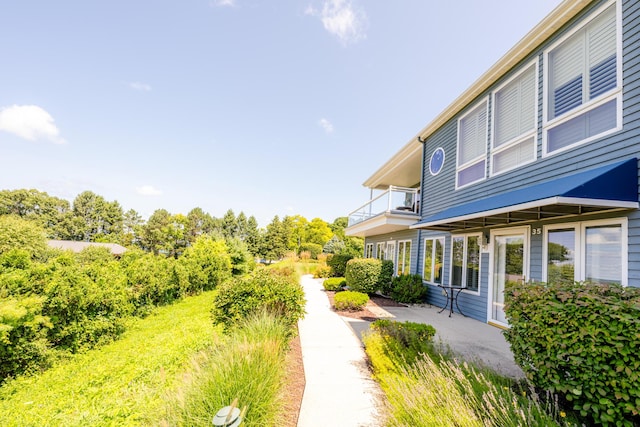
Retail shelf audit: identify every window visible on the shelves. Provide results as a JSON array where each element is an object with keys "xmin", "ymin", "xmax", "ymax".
[
  {"xmin": 544, "ymin": 218, "xmax": 627, "ymax": 285},
  {"xmin": 491, "ymin": 63, "xmax": 537, "ymax": 175},
  {"xmin": 423, "ymin": 237, "xmax": 444, "ymax": 284},
  {"xmin": 456, "ymin": 99, "xmax": 488, "ymax": 188},
  {"xmin": 450, "ymin": 234, "xmax": 480, "ymax": 292},
  {"xmin": 376, "ymin": 242, "xmax": 386, "ymax": 260},
  {"xmin": 397, "ymin": 240, "xmax": 411, "ymax": 275},
  {"xmin": 544, "ymin": 2, "xmax": 620, "ymax": 154},
  {"xmin": 365, "ymin": 243, "xmax": 373, "ymax": 258}
]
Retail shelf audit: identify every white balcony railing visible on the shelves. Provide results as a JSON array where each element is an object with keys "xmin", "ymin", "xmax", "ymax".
[{"xmin": 348, "ymin": 186, "xmax": 419, "ymax": 227}]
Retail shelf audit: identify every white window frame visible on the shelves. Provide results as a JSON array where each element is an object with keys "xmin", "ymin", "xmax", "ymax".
[
  {"xmin": 449, "ymin": 233, "xmax": 482, "ymax": 295},
  {"xmin": 490, "ymin": 60, "xmax": 538, "ymax": 176},
  {"xmin": 542, "ymin": 0, "xmax": 622, "ymax": 157},
  {"xmin": 376, "ymin": 242, "xmax": 386, "ymax": 260},
  {"xmin": 456, "ymin": 98, "xmax": 489, "ymax": 189},
  {"xmin": 542, "ymin": 217, "xmax": 628, "ymax": 286},
  {"xmin": 396, "ymin": 239, "xmax": 412, "ymax": 276},
  {"xmin": 365, "ymin": 243, "xmax": 373, "ymax": 258},
  {"xmin": 423, "ymin": 236, "xmax": 445, "ymax": 284}
]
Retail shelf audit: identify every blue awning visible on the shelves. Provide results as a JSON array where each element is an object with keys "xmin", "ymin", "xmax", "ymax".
[{"xmin": 412, "ymin": 158, "xmax": 639, "ymax": 231}]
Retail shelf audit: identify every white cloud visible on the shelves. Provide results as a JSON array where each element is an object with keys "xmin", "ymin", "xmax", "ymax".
[
  {"xmin": 318, "ymin": 118, "xmax": 334, "ymax": 133},
  {"xmin": 0, "ymin": 105, "xmax": 66, "ymax": 144},
  {"xmin": 308, "ymin": 0, "xmax": 367, "ymax": 45},
  {"xmin": 136, "ymin": 185, "xmax": 163, "ymax": 196},
  {"xmin": 129, "ymin": 82, "xmax": 152, "ymax": 92},
  {"xmin": 211, "ymin": 0, "xmax": 235, "ymax": 7}
]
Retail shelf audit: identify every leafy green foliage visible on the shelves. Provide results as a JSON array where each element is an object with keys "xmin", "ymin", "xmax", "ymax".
[
  {"xmin": 211, "ymin": 269, "xmax": 305, "ymax": 333},
  {"xmin": 225, "ymin": 237, "xmax": 256, "ymax": 276},
  {"xmin": 0, "ymin": 296, "xmax": 53, "ymax": 380},
  {"xmin": 345, "ymin": 258, "xmax": 382, "ymax": 293},
  {"xmin": 323, "ymin": 277, "xmax": 346, "ymax": 291},
  {"xmin": 327, "ymin": 253, "xmax": 353, "ymax": 277},
  {"xmin": 504, "ymin": 281, "xmax": 640, "ymax": 426},
  {"xmin": 378, "ymin": 259, "xmax": 395, "ymax": 295},
  {"xmin": 0, "ymin": 216, "xmax": 47, "ymax": 257},
  {"xmin": 390, "ymin": 274, "xmax": 428, "ymax": 303},
  {"xmin": 369, "ymin": 319, "xmax": 435, "ymax": 364},
  {"xmin": 179, "ymin": 235, "xmax": 232, "ymax": 292},
  {"xmin": 299, "ymin": 242, "xmax": 322, "ymax": 259},
  {"xmin": 333, "ymin": 290, "xmax": 369, "ymax": 311},
  {"xmin": 313, "ymin": 264, "xmax": 331, "ymax": 278}
]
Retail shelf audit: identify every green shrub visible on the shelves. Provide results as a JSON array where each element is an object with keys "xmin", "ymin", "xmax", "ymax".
[
  {"xmin": 390, "ymin": 274, "xmax": 428, "ymax": 303},
  {"xmin": 323, "ymin": 277, "xmax": 346, "ymax": 291},
  {"xmin": 313, "ymin": 265, "xmax": 331, "ymax": 278},
  {"xmin": 0, "ymin": 296, "xmax": 53, "ymax": 381},
  {"xmin": 378, "ymin": 260, "xmax": 395, "ymax": 295},
  {"xmin": 327, "ymin": 254, "xmax": 354, "ymax": 277},
  {"xmin": 370, "ymin": 319, "xmax": 435, "ymax": 364},
  {"xmin": 504, "ymin": 280, "xmax": 640, "ymax": 426},
  {"xmin": 333, "ymin": 291, "xmax": 369, "ymax": 311},
  {"xmin": 299, "ymin": 243, "xmax": 323, "ymax": 259},
  {"xmin": 179, "ymin": 236, "xmax": 232, "ymax": 293},
  {"xmin": 225, "ymin": 237, "xmax": 255, "ymax": 277},
  {"xmin": 211, "ymin": 269, "xmax": 305, "ymax": 333},
  {"xmin": 345, "ymin": 258, "xmax": 381, "ymax": 294}
]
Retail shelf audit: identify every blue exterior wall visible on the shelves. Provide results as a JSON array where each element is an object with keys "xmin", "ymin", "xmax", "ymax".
[{"xmin": 414, "ymin": 0, "xmax": 640, "ymax": 321}]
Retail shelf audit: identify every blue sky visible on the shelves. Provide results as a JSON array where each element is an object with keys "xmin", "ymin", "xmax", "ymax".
[{"xmin": 0, "ymin": 0, "xmax": 561, "ymax": 227}]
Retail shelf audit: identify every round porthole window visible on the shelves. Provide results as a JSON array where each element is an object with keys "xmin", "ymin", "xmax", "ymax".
[{"xmin": 429, "ymin": 147, "xmax": 445, "ymax": 176}]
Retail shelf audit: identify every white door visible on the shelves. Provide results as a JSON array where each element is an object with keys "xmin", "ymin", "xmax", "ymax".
[{"xmin": 489, "ymin": 228, "xmax": 529, "ymax": 326}]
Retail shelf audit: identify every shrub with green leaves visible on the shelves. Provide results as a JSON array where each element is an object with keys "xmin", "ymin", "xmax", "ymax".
[
  {"xmin": 378, "ymin": 260, "xmax": 395, "ymax": 295},
  {"xmin": 504, "ymin": 280, "xmax": 640, "ymax": 426},
  {"xmin": 390, "ymin": 274, "xmax": 427, "ymax": 303},
  {"xmin": 370, "ymin": 319, "xmax": 435, "ymax": 364},
  {"xmin": 323, "ymin": 277, "xmax": 346, "ymax": 291},
  {"xmin": 313, "ymin": 265, "xmax": 331, "ymax": 278},
  {"xmin": 333, "ymin": 291, "xmax": 369, "ymax": 311},
  {"xmin": 299, "ymin": 243, "xmax": 323, "ymax": 259},
  {"xmin": 211, "ymin": 269, "xmax": 305, "ymax": 333},
  {"xmin": 345, "ymin": 258, "xmax": 381, "ymax": 294},
  {"xmin": 327, "ymin": 254, "xmax": 353, "ymax": 277}
]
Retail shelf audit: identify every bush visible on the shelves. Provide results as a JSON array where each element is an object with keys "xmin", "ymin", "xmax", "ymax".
[
  {"xmin": 323, "ymin": 277, "xmax": 346, "ymax": 291},
  {"xmin": 370, "ymin": 319, "xmax": 436, "ymax": 364},
  {"xmin": 327, "ymin": 254, "xmax": 353, "ymax": 277},
  {"xmin": 390, "ymin": 274, "xmax": 428, "ymax": 303},
  {"xmin": 299, "ymin": 243, "xmax": 323, "ymax": 259},
  {"xmin": 313, "ymin": 265, "xmax": 331, "ymax": 278},
  {"xmin": 211, "ymin": 269, "xmax": 305, "ymax": 333},
  {"xmin": 378, "ymin": 260, "xmax": 395, "ymax": 295},
  {"xmin": 333, "ymin": 291, "xmax": 369, "ymax": 311},
  {"xmin": 504, "ymin": 280, "xmax": 640, "ymax": 426},
  {"xmin": 179, "ymin": 236, "xmax": 232, "ymax": 293},
  {"xmin": 345, "ymin": 258, "xmax": 381, "ymax": 294}
]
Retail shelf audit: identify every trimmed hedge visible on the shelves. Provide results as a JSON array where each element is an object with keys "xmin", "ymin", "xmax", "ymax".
[
  {"xmin": 327, "ymin": 254, "xmax": 353, "ymax": 277},
  {"xmin": 323, "ymin": 277, "xmax": 346, "ymax": 292},
  {"xmin": 390, "ymin": 274, "xmax": 427, "ymax": 303},
  {"xmin": 504, "ymin": 281, "xmax": 640, "ymax": 426},
  {"xmin": 345, "ymin": 258, "xmax": 381, "ymax": 294},
  {"xmin": 333, "ymin": 291, "xmax": 369, "ymax": 311}
]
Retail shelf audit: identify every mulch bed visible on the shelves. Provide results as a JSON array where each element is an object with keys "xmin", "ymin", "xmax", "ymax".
[{"xmin": 325, "ymin": 291, "xmax": 406, "ymax": 320}]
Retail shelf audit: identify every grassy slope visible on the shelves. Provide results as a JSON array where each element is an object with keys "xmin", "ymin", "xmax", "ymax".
[{"xmin": 0, "ymin": 291, "xmax": 219, "ymax": 427}]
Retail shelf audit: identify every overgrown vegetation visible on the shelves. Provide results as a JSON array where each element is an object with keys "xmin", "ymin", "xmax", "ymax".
[
  {"xmin": 364, "ymin": 319, "xmax": 577, "ymax": 427},
  {"xmin": 504, "ymin": 280, "xmax": 640, "ymax": 426}
]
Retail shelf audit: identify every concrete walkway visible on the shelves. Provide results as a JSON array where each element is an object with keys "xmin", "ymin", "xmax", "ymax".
[{"xmin": 297, "ymin": 275, "xmax": 383, "ymax": 427}]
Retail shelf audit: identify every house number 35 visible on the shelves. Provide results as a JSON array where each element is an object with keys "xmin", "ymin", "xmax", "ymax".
[{"xmin": 532, "ymin": 228, "xmax": 542, "ymax": 235}]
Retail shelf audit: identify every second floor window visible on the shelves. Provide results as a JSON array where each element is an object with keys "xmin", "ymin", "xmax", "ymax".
[{"xmin": 456, "ymin": 100, "xmax": 488, "ymax": 188}]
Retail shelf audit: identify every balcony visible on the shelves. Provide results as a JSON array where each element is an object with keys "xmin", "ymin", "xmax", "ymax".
[{"xmin": 345, "ymin": 186, "xmax": 420, "ymax": 237}]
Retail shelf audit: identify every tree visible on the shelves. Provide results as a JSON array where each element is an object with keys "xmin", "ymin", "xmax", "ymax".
[
  {"xmin": 286, "ymin": 215, "xmax": 309, "ymax": 251},
  {"xmin": 140, "ymin": 209, "xmax": 172, "ymax": 255},
  {"xmin": 305, "ymin": 217, "xmax": 333, "ymax": 246},
  {"xmin": 186, "ymin": 207, "xmax": 215, "ymax": 243},
  {"xmin": 0, "ymin": 216, "xmax": 47, "ymax": 257},
  {"xmin": 221, "ymin": 209, "xmax": 237, "ymax": 239},
  {"xmin": 71, "ymin": 191, "xmax": 123, "ymax": 241},
  {"xmin": 261, "ymin": 216, "xmax": 288, "ymax": 261},
  {"xmin": 121, "ymin": 209, "xmax": 143, "ymax": 247},
  {"xmin": 244, "ymin": 215, "xmax": 262, "ymax": 256},
  {"xmin": 0, "ymin": 189, "xmax": 70, "ymax": 235}
]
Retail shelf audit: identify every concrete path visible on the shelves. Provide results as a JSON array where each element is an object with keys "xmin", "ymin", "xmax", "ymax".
[{"xmin": 297, "ymin": 275, "xmax": 383, "ymax": 427}]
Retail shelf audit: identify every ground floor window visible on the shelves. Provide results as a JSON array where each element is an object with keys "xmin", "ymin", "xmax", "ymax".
[
  {"xmin": 423, "ymin": 237, "xmax": 444, "ymax": 284},
  {"xmin": 397, "ymin": 240, "xmax": 411, "ymax": 275},
  {"xmin": 365, "ymin": 243, "xmax": 373, "ymax": 258},
  {"xmin": 376, "ymin": 242, "xmax": 386, "ymax": 260},
  {"xmin": 450, "ymin": 234, "xmax": 481, "ymax": 292},
  {"xmin": 544, "ymin": 218, "xmax": 627, "ymax": 285}
]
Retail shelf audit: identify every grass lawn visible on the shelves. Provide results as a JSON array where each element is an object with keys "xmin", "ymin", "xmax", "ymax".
[{"xmin": 0, "ymin": 291, "xmax": 220, "ymax": 426}]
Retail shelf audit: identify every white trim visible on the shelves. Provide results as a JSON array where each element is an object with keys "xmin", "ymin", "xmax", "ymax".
[
  {"xmin": 449, "ymin": 233, "xmax": 482, "ymax": 295},
  {"xmin": 490, "ymin": 59, "xmax": 539, "ymax": 177},
  {"xmin": 542, "ymin": 217, "xmax": 628, "ymax": 286},
  {"xmin": 412, "ymin": 196, "xmax": 638, "ymax": 229},
  {"xmin": 422, "ymin": 236, "xmax": 446, "ymax": 285},
  {"xmin": 487, "ymin": 226, "xmax": 531, "ymax": 327},
  {"xmin": 396, "ymin": 239, "xmax": 412, "ymax": 276},
  {"xmin": 455, "ymin": 98, "xmax": 489, "ymax": 190},
  {"xmin": 375, "ymin": 241, "xmax": 386, "ymax": 260},
  {"xmin": 542, "ymin": 0, "xmax": 622, "ymax": 157},
  {"xmin": 365, "ymin": 243, "xmax": 374, "ymax": 258}
]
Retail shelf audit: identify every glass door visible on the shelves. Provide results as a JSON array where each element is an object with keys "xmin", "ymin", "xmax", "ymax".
[{"xmin": 490, "ymin": 228, "xmax": 529, "ymax": 325}]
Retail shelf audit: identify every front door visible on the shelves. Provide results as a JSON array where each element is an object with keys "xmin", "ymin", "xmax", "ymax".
[{"xmin": 490, "ymin": 228, "xmax": 529, "ymax": 325}]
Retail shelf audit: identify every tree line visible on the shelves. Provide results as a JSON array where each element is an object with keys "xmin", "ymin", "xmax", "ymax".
[{"xmin": 0, "ymin": 189, "xmax": 363, "ymax": 259}]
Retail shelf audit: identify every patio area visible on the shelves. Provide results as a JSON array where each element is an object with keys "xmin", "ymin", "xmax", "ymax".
[{"xmin": 343, "ymin": 303, "xmax": 524, "ymax": 379}]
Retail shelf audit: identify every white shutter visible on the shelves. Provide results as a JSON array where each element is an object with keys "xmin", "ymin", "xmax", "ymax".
[
  {"xmin": 588, "ymin": 5, "xmax": 616, "ymax": 99},
  {"xmin": 458, "ymin": 102, "xmax": 487, "ymax": 165},
  {"xmin": 494, "ymin": 65, "xmax": 535, "ymax": 148}
]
